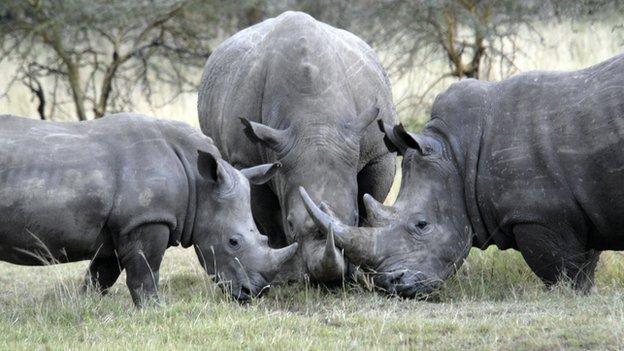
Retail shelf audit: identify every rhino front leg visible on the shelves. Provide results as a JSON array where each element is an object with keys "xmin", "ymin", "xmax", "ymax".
[
  {"xmin": 250, "ymin": 183, "xmax": 287, "ymax": 248},
  {"xmin": 514, "ymin": 223, "xmax": 600, "ymax": 293},
  {"xmin": 357, "ymin": 153, "xmax": 396, "ymax": 225},
  {"xmin": 82, "ymin": 255, "xmax": 122, "ymax": 295},
  {"xmin": 250, "ymin": 183, "xmax": 305, "ymax": 282},
  {"xmin": 118, "ymin": 223, "xmax": 169, "ymax": 307}
]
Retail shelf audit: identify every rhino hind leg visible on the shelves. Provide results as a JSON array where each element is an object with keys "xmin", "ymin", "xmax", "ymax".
[
  {"xmin": 357, "ymin": 153, "xmax": 396, "ymax": 226},
  {"xmin": 118, "ymin": 223, "xmax": 169, "ymax": 307},
  {"xmin": 514, "ymin": 224, "xmax": 600, "ymax": 293},
  {"xmin": 82, "ymin": 256, "xmax": 122, "ymax": 295}
]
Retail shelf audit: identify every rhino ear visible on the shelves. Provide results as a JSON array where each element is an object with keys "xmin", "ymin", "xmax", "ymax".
[
  {"xmin": 197, "ymin": 150, "xmax": 219, "ymax": 181},
  {"xmin": 378, "ymin": 120, "xmax": 408, "ymax": 155},
  {"xmin": 240, "ymin": 118, "xmax": 288, "ymax": 152},
  {"xmin": 240, "ymin": 162, "xmax": 281, "ymax": 185},
  {"xmin": 197, "ymin": 150, "xmax": 231, "ymax": 186},
  {"xmin": 352, "ymin": 104, "xmax": 380, "ymax": 134},
  {"xmin": 378, "ymin": 121, "xmax": 441, "ymax": 156}
]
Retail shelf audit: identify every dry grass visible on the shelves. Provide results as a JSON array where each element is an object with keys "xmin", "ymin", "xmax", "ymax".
[
  {"xmin": 1, "ymin": 248, "xmax": 624, "ymax": 350},
  {"xmin": 0, "ymin": 18, "xmax": 623, "ymax": 351}
]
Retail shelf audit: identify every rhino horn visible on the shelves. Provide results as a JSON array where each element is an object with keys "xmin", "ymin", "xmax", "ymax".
[
  {"xmin": 362, "ymin": 193, "xmax": 396, "ymax": 226},
  {"xmin": 296, "ymin": 187, "xmax": 346, "ymax": 281},
  {"xmin": 320, "ymin": 224, "xmax": 345, "ymax": 274},
  {"xmin": 302, "ymin": 223, "xmax": 346, "ymax": 282},
  {"xmin": 267, "ymin": 242, "xmax": 299, "ymax": 272},
  {"xmin": 299, "ymin": 186, "xmax": 379, "ymax": 268}
]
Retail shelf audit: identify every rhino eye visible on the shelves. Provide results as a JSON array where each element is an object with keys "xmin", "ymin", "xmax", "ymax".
[
  {"xmin": 407, "ymin": 219, "xmax": 430, "ymax": 235},
  {"xmin": 228, "ymin": 235, "xmax": 242, "ymax": 250}
]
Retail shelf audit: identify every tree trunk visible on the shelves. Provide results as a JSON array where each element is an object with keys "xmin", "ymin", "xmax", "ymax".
[
  {"xmin": 67, "ymin": 64, "xmax": 87, "ymax": 121},
  {"xmin": 43, "ymin": 29, "xmax": 87, "ymax": 121},
  {"xmin": 94, "ymin": 58, "xmax": 120, "ymax": 118}
]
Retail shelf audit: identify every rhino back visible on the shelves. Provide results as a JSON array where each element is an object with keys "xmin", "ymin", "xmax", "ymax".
[
  {"xmin": 198, "ymin": 11, "xmax": 396, "ymax": 167},
  {"xmin": 0, "ymin": 115, "xmax": 190, "ymax": 264}
]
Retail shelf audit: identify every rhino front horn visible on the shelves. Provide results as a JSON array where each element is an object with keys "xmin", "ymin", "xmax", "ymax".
[
  {"xmin": 299, "ymin": 186, "xmax": 380, "ymax": 268},
  {"xmin": 268, "ymin": 242, "xmax": 299, "ymax": 271},
  {"xmin": 297, "ymin": 187, "xmax": 346, "ymax": 282}
]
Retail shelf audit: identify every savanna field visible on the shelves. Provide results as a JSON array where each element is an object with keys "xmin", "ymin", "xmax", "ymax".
[{"xmin": 1, "ymin": 14, "xmax": 624, "ymax": 351}]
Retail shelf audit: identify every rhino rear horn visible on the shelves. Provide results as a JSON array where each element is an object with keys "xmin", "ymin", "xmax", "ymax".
[{"xmin": 362, "ymin": 194, "xmax": 396, "ymax": 226}]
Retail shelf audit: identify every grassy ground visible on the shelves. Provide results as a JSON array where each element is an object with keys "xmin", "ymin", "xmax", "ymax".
[{"xmin": 1, "ymin": 248, "xmax": 624, "ymax": 350}]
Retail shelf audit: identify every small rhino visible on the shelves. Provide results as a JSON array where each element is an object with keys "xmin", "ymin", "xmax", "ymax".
[{"xmin": 0, "ymin": 113, "xmax": 297, "ymax": 307}]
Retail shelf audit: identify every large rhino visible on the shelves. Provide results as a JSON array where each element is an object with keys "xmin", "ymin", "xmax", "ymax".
[
  {"xmin": 302, "ymin": 53, "xmax": 624, "ymax": 297},
  {"xmin": 198, "ymin": 11, "xmax": 397, "ymax": 283},
  {"xmin": 0, "ymin": 114, "xmax": 297, "ymax": 306}
]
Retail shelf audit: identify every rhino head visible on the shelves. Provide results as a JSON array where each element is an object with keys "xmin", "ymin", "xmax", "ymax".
[
  {"xmin": 240, "ymin": 104, "xmax": 380, "ymax": 283},
  {"xmin": 191, "ymin": 152, "xmax": 298, "ymax": 301},
  {"xmin": 300, "ymin": 121, "xmax": 473, "ymax": 297}
]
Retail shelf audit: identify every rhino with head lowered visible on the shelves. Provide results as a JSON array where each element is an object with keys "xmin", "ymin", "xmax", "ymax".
[
  {"xmin": 0, "ymin": 114, "xmax": 297, "ymax": 306},
  {"xmin": 303, "ymin": 53, "xmax": 624, "ymax": 297},
  {"xmin": 198, "ymin": 11, "xmax": 397, "ymax": 283}
]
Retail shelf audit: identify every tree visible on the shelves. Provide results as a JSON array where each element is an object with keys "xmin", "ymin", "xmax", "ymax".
[
  {"xmin": 0, "ymin": 0, "xmax": 237, "ymax": 120},
  {"xmin": 362, "ymin": 1, "xmax": 551, "ymax": 82}
]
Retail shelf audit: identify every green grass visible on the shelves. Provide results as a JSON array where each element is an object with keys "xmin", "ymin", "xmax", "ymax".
[{"xmin": 1, "ymin": 248, "xmax": 624, "ymax": 350}]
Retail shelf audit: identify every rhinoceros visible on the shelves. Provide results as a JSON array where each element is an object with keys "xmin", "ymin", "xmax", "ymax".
[
  {"xmin": 198, "ymin": 11, "xmax": 397, "ymax": 283},
  {"xmin": 301, "ymin": 53, "xmax": 624, "ymax": 297},
  {"xmin": 0, "ymin": 113, "xmax": 297, "ymax": 306}
]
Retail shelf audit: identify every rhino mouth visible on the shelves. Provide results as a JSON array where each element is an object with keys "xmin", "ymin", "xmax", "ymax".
[
  {"xmin": 227, "ymin": 282, "xmax": 272, "ymax": 302},
  {"xmin": 213, "ymin": 268, "xmax": 272, "ymax": 302},
  {"xmin": 231, "ymin": 268, "xmax": 273, "ymax": 302},
  {"xmin": 373, "ymin": 269, "xmax": 443, "ymax": 299},
  {"xmin": 233, "ymin": 284, "xmax": 260, "ymax": 302}
]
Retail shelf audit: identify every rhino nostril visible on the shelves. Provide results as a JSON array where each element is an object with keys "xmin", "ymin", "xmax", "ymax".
[
  {"xmin": 389, "ymin": 271, "xmax": 404, "ymax": 285},
  {"xmin": 241, "ymin": 285, "xmax": 252, "ymax": 296}
]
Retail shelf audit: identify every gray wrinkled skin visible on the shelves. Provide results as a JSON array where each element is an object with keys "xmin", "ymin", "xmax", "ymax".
[
  {"xmin": 198, "ymin": 11, "xmax": 397, "ymax": 283},
  {"xmin": 305, "ymin": 53, "xmax": 624, "ymax": 297},
  {"xmin": 0, "ymin": 114, "xmax": 297, "ymax": 307}
]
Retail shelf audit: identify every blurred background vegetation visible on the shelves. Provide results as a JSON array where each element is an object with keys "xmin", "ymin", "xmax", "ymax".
[{"xmin": 0, "ymin": 0, "xmax": 622, "ymax": 128}]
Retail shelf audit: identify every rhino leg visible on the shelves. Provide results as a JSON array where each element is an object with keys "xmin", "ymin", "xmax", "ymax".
[
  {"xmin": 82, "ymin": 256, "xmax": 122, "ymax": 295},
  {"xmin": 357, "ymin": 153, "xmax": 396, "ymax": 225},
  {"xmin": 250, "ymin": 184, "xmax": 306, "ymax": 282},
  {"xmin": 514, "ymin": 224, "xmax": 600, "ymax": 293},
  {"xmin": 250, "ymin": 183, "xmax": 287, "ymax": 248},
  {"xmin": 118, "ymin": 223, "xmax": 169, "ymax": 308}
]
